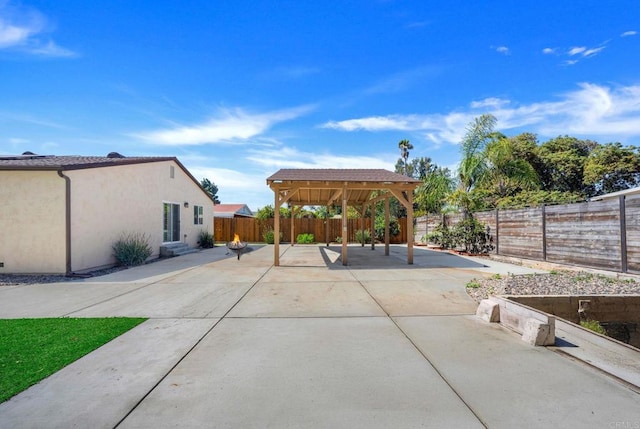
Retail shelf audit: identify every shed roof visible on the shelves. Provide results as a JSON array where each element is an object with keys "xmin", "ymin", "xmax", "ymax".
[
  {"xmin": 266, "ymin": 168, "xmax": 420, "ymax": 206},
  {"xmin": 214, "ymin": 204, "xmax": 254, "ymax": 218},
  {"xmin": 0, "ymin": 154, "xmax": 175, "ymax": 170}
]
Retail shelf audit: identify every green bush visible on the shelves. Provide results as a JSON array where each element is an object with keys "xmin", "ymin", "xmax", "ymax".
[
  {"xmin": 113, "ymin": 232, "xmax": 153, "ymax": 266},
  {"xmin": 263, "ymin": 228, "xmax": 283, "ymax": 244},
  {"xmin": 580, "ymin": 319, "xmax": 607, "ymax": 336},
  {"xmin": 296, "ymin": 233, "xmax": 315, "ymax": 244},
  {"xmin": 355, "ymin": 229, "xmax": 372, "ymax": 244},
  {"xmin": 426, "ymin": 219, "xmax": 494, "ymax": 254},
  {"xmin": 456, "ymin": 218, "xmax": 494, "ymax": 254},
  {"xmin": 197, "ymin": 230, "xmax": 214, "ymax": 248},
  {"xmin": 334, "ymin": 236, "xmax": 342, "ymax": 243},
  {"xmin": 425, "ymin": 222, "xmax": 456, "ymax": 249},
  {"xmin": 374, "ymin": 216, "xmax": 400, "ymax": 241}
]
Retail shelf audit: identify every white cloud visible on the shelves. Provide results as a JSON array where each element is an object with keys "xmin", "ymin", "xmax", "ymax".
[
  {"xmin": 0, "ymin": 3, "xmax": 75, "ymax": 57},
  {"xmin": 0, "ymin": 18, "xmax": 36, "ymax": 47},
  {"xmin": 246, "ymin": 146, "xmax": 394, "ymax": 170},
  {"xmin": 621, "ymin": 30, "xmax": 637, "ymax": 37},
  {"xmin": 542, "ymin": 47, "xmax": 556, "ymax": 55},
  {"xmin": 362, "ymin": 65, "xmax": 442, "ymax": 96},
  {"xmin": 582, "ymin": 46, "xmax": 605, "ymax": 57},
  {"xmin": 29, "ymin": 40, "xmax": 75, "ymax": 57},
  {"xmin": 321, "ymin": 83, "xmax": 640, "ymax": 144},
  {"xmin": 470, "ymin": 98, "xmax": 510, "ymax": 109},
  {"xmin": 135, "ymin": 105, "xmax": 314, "ymax": 146},
  {"xmin": 568, "ymin": 46, "xmax": 586, "ymax": 56},
  {"xmin": 495, "ymin": 46, "xmax": 510, "ymax": 55}
]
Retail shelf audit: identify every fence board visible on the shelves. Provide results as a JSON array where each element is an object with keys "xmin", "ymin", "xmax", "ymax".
[
  {"xmin": 625, "ymin": 195, "xmax": 640, "ymax": 274},
  {"xmin": 545, "ymin": 200, "xmax": 621, "ymax": 271},
  {"xmin": 213, "ymin": 217, "xmax": 405, "ymax": 244}
]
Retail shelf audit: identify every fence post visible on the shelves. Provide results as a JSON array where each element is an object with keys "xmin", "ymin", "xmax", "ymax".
[
  {"xmin": 620, "ymin": 195, "xmax": 628, "ymax": 273},
  {"xmin": 495, "ymin": 208, "xmax": 499, "ymax": 255},
  {"xmin": 541, "ymin": 204, "xmax": 547, "ymax": 261}
]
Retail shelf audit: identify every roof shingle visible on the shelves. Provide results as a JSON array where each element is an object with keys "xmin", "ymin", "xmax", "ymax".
[{"xmin": 266, "ymin": 168, "xmax": 420, "ymax": 183}]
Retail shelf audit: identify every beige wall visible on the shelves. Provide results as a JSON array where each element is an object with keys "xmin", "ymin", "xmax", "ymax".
[
  {"xmin": 0, "ymin": 171, "xmax": 67, "ymax": 273},
  {"xmin": 68, "ymin": 161, "xmax": 214, "ymax": 272}
]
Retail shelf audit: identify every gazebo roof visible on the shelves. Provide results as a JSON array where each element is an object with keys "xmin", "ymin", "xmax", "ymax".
[{"xmin": 266, "ymin": 168, "xmax": 420, "ymax": 206}]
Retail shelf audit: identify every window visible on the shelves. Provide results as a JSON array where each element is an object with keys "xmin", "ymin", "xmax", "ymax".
[
  {"xmin": 170, "ymin": 165, "xmax": 175, "ymax": 178},
  {"xmin": 194, "ymin": 205, "xmax": 204, "ymax": 225}
]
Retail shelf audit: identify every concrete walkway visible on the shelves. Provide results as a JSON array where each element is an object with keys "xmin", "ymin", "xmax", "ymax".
[{"xmin": 1, "ymin": 245, "xmax": 638, "ymax": 428}]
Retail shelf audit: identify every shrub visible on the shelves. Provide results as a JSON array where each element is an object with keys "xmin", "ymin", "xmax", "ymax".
[
  {"xmin": 355, "ymin": 229, "xmax": 372, "ymax": 244},
  {"xmin": 296, "ymin": 233, "xmax": 314, "ymax": 244},
  {"xmin": 113, "ymin": 232, "xmax": 153, "ymax": 267},
  {"xmin": 426, "ymin": 219, "xmax": 494, "ymax": 254},
  {"xmin": 197, "ymin": 230, "xmax": 214, "ymax": 248},
  {"xmin": 263, "ymin": 228, "xmax": 283, "ymax": 244},
  {"xmin": 580, "ymin": 319, "xmax": 607, "ymax": 336},
  {"xmin": 455, "ymin": 218, "xmax": 494, "ymax": 254},
  {"xmin": 334, "ymin": 236, "xmax": 342, "ymax": 243},
  {"xmin": 374, "ymin": 216, "xmax": 400, "ymax": 242},
  {"xmin": 426, "ymin": 222, "xmax": 456, "ymax": 249}
]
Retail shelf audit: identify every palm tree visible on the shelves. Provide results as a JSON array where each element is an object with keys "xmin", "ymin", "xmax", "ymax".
[
  {"xmin": 398, "ymin": 139, "xmax": 414, "ymax": 176},
  {"xmin": 453, "ymin": 114, "xmax": 498, "ymax": 217}
]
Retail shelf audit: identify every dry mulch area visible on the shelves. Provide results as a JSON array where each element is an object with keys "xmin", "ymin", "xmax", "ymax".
[
  {"xmin": 0, "ymin": 267, "xmax": 126, "ymax": 286},
  {"xmin": 466, "ymin": 270, "xmax": 640, "ymax": 303}
]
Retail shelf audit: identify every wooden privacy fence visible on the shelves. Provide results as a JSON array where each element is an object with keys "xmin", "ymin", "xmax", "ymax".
[
  {"xmin": 415, "ymin": 195, "xmax": 640, "ymax": 274},
  {"xmin": 214, "ymin": 217, "xmax": 407, "ymax": 244}
]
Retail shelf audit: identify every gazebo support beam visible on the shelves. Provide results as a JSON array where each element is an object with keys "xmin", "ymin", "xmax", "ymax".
[
  {"xmin": 341, "ymin": 186, "xmax": 348, "ymax": 265},
  {"xmin": 384, "ymin": 197, "xmax": 390, "ymax": 256}
]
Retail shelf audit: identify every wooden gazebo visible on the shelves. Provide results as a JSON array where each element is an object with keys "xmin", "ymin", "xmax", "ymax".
[{"xmin": 266, "ymin": 169, "xmax": 421, "ymax": 266}]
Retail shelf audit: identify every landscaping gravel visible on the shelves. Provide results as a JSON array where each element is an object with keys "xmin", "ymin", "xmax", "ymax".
[
  {"xmin": 466, "ymin": 270, "xmax": 640, "ymax": 303},
  {"xmin": 0, "ymin": 267, "xmax": 126, "ymax": 286}
]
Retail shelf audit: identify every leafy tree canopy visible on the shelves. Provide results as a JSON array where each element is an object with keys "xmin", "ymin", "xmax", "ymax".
[{"xmin": 200, "ymin": 178, "xmax": 221, "ymax": 204}]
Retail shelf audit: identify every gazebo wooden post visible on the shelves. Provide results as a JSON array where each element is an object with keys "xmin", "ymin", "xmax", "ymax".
[
  {"xmin": 290, "ymin": 205, "xmax": 296, "ymax": 247},
  {"xmin": 407, "ymin": 192, "xmax": 414, "ymax": 265},
  {"xmin": 360, "ymin": 205, "xmax": 365, "ymax": 247},
  {"xmin": 370, "ymin": 202, "xmax": 375, "ymax": 250},
  {"xmin": 384, "ymin": 197, "xmax": 390, "ymax": 256},
  {"xmin": 274, "ymin": 192, "xmax": 281, "ymax": 266},
  {"xmin": 341, "ymin": 186, "xmax": 348, "ymax": 265},
  {"xmin": 325, "ymin": 205, "xmax": 330, "ymax": 247}
]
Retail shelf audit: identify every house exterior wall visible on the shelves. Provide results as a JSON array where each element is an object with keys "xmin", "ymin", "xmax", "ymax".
[
  {"xmin": 0, "ymin": 171, "xmax": 67, "ymax": 273},
  {"xmin": 67, "ymin": 161, "xmax": 214, "ymax": 272}
]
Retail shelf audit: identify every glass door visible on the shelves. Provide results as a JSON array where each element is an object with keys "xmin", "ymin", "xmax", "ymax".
[{"xmin": 163, "ymin": 203, "xmax": 181, "ymax": 242}]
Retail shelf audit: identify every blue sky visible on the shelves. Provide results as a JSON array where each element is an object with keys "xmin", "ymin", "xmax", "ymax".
[{"xmin": 1, "ymin": 0, "xmax": 639, "ymax": 210}]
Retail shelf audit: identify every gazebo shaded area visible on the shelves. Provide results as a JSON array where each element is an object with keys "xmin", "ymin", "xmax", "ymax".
[{"xmin": 266, "ymin": 169, "xmax": 421, "ymax": 266}]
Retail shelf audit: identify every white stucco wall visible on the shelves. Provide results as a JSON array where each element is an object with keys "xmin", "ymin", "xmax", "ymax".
[
  {"xmin": 67, "ymin": 160, "xmax": 214, "ymax": 272},
  {"xmin": 0, "ymin": 171, "xmax": 67, "ymax": 273}
]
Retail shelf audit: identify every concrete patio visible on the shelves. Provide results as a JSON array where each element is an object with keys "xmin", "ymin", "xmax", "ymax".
[{"xmin": 1, "ymin": 244, "xmax": 639, "ymax": 428}]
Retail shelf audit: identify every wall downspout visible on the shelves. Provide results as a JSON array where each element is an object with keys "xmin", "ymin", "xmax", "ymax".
[{"xmin": 57, "ymin": 170, "xmax": 72, "ymax": 275}]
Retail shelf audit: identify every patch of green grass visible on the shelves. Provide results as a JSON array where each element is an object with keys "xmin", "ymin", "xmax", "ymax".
[
  {"xmin": 491, "ymin": 274, "xmax": 502, "ymax": 280},
  {"xmin": 579, "ymin": 319, "xmax": 607, "ymax": 336},
  {"xmin": 549, "ymin": 270, "xmax": 559, "ymax": 275},
  {"xmin": 0, "ymin": 317, "xmax": 146, "ymax": 403},
  {"xmin": 573, "ymin": 272, "xmax": 594, "ymax": 282},
  {"xmin": 466, "ymin": 279, "xmax": 481, "ymax": 289}
]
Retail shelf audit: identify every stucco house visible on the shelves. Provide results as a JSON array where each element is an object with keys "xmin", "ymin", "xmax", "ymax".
[
  {"xmin": 0, "ymin": 153, "xmax": 215, "ymax": 274},
  {"xmin": 213, "ymin": 203, "xmax": 254, "ymax": 218}
]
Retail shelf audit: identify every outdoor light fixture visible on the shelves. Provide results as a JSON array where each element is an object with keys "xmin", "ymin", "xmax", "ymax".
[{"xmin": 184, "ymin": 201, "xmax": 189, "ymax": 208}]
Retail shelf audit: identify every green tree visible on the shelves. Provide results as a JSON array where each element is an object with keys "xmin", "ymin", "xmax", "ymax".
[
  {"xmin": 415, "ymin": 167, "xmax": 455, "ymax": 214},
  {"xmin": 397, "ymin": 139, "xmax": 414, "ymax": 176},
  {"xmin": 255, "ymin": 205, "xmax": 275, "ymax": 220},
  {"xmin": 537, "ymin": 136, "xmax": 597, "ymax": 196},
  {"xmin": 200, "ymin": 178, "xmax": 221, "ymax": 204},
  {"xmin": 452, "ymin": 114, "xmax": 499, "ymax": 215},
  {"xmin": 477, "ymin": 136, "xmax": 540, "ymax": 207},
  {"xmin": 583, "ymin": 142, "xmax": 640, "ymax": 195}
]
